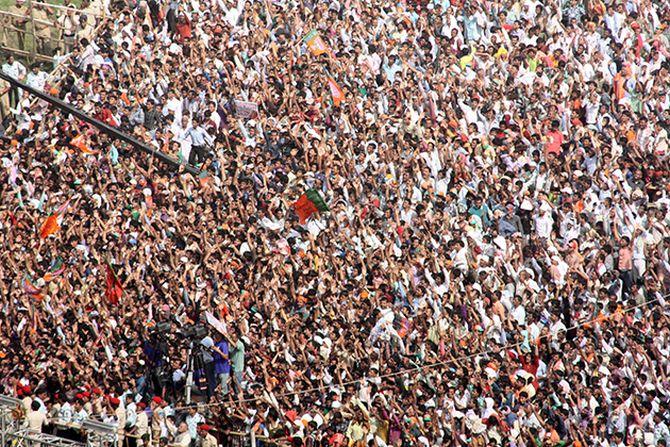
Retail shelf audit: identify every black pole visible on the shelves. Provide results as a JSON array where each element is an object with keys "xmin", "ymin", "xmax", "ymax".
[{"xmin": 0, "ymin": 71, "xmax": 201, "ymax": 175}]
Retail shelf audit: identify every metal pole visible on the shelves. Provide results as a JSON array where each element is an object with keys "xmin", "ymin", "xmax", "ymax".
[
  {"xmin": 31, "ymin": 1, "xmax": 105, "ymax": 17},
  {"xmin": 0, "ymin": 46, "xmax": 54, "ymax": 62},
  {"xmin": 1, "ymin": 409, "xmax": 6, "ymax": 447},
  {"xmin": 185, "ymin": 341, "xmax": 194, "ymax": 405},
  {"xmin": 0, "ymin": 71, "xmax": 201, "ymax": 175},
  {"xmin": 28, "ymin": 0, "xmax": 37, "ymax": 62}
]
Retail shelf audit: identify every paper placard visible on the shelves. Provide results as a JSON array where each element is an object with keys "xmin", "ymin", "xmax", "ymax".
[{"xmin": 234, "ymin": 100, "xmax": 259, "ymax": 118}]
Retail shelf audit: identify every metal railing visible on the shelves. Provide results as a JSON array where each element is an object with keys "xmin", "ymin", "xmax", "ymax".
[
  {"xmin": 0, "ymin": 396, "xmax": 287, "ymax": 447},
  {"xmin": 223, "ymin": 432, "xmax": 287, "ymax": 447},
  {"xmin": 0, "ymin": 396, "xmax": 118, "ymax": 447},
  {"xmin": 0, "ymin": 0, "xmax": 106, "ymax": 63},
  {"xmin": 0, "ymin": 0, "xmax": 107, "ymax": 122}
]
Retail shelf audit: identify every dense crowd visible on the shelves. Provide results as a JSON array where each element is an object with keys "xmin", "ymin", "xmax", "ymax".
[{"xmin": 2, "ymin": 0, "xmax": 670, "ymax": 445}]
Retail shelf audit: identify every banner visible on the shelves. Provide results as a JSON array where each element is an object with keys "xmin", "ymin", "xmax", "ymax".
[
  {"xmin": 205, "ymin": 311, "xmax": 228, "ymax": 335},
  {"xmin": 234, "ymin": 100, "xmax": 259, "ymax": 118}
]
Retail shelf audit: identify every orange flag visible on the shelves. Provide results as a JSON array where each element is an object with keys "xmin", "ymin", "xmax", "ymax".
[
  {"xmin": 120, "ymin": 92, "xmax": 131, "ymax": 106},
  {"xmin": 327, "ymin": 77, "xmax": 345, "ymax": 106},
  {"xmin": 38, "ymin": 198, "xmax": 72, "ymax": 239},
  {"xmin": 292, "ymin": 189, "xmax": 329, "ymax": 224},
  {"xmin": 294, "ymin": 194, "xmax": 319, "ymax": 224},
  {"xmin": 70, "ymin": 134, "xmax": 98, "ymax": 155},
  {"xmin": 304, "ymin": 30, "xmax": 329, "ymax": 56},
  {"xmin": 39, "ymin": 214, "xmax": 60, "ymax": 239}
]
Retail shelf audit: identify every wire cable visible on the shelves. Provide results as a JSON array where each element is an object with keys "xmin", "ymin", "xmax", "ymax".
[{"xmin": 171, "ymin": 293, "xmax": 667, "ymax": 411}]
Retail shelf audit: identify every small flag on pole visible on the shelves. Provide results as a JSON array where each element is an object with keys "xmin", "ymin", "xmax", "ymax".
[
  {"xmin": 22, "ymin": 276, "xmax": 44, "ymax": 301},
  {"xmin": 327, "ymin": 77, "xmax": 345, "ymax": 106},
  {"xmin": 39, "ymin": 214, "xmax": 60, "ymax": 239},
  {"xmin": 38, "ymin": 198, "xmax": 72, "ymax": 239},
  {"xmin": 70, "ymin": 134, "xmax": 99, "ymax": 155},
  {"xmin": 303, "ymin": 30, "xmax": 329, "ymax": 56},
  {"xmin": 293, "ymin": 189, "xmax": 329, "ymax": 224},
  {"xmin": 105, "ymin": 263, "xmax": 124, "ymax": 305}
]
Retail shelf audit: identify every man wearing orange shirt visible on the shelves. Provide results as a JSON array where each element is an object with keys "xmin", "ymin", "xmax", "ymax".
[{"xmin": 544, "ymin": 120, "xmax": 563, "ymax": 157}]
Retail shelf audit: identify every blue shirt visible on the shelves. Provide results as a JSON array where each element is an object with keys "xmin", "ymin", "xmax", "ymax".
[{"xmin": 213, "ymin": 340, "xmax": 230, "ymax": 375}]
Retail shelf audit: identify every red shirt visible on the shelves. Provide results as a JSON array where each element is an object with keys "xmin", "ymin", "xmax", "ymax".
[{"xmin": 545, "ymin": 129, "xmax": 563, "ymax": 155}]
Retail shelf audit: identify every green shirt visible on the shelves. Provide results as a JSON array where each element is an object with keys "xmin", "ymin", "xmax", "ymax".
[{"xmin": 230, "ymin": 340, "xmax": 245, "ymax": 372}]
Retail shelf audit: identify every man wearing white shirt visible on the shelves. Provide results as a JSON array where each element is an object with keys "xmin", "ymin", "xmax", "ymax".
[
  {"xmin": 25, "ymin": 64, "xmax": 49, "ymax": 92},
  {"xmin": 124, "ymin": 394, "xmax": 137, "ymax": 430},
  {"xmin": 184, "ymin": 407, "xmax": 204, "ymax": 440},
  {"xmin": 33, "ymin": 392, "xmax": 48, "ymax": 414},
  {"xmin": 135, "ymin": 403, "xmax": 149, "ymax": 446},
  {"xmin": 185, "ymin": 118, "xmax": 214, "ymax": 165},
  {"xmin": 584, "ymin": 92, "xmax": 600, "ymax": 126},
  {"xmin": 162, "ymin": 91, "xmax": 183, "ymax": 123},
  {"xmin": 72, "ymin": 399, "xmax": 88, "ymax": 424},
  {"xmin": 172, "ymin": 115, "xmax": 192, "ymax": 163},
  {"xmin": 534, "ymin": 205, "xmax": 553, "ymax": 240},
  {"xmin": 216, "ymin": 0, "xmax": 246, "ymax": 27},
  {"xmin": 2, "ymin": 55, "xmax": 27, "ymax": 107},
  {"xmin": 58, "ymin": 400, "xmax": 74, "ymax": 424},
  {"xmin": 206, "ymin": 101, "xmax": 221, "ymax": 130},
  {"xmin": 25, "ymin": 401, "xmax": 48, "ymax": 432}
]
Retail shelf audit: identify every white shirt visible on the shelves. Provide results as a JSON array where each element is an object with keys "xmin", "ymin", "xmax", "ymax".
[
  {"xmin": 2, "ymin": 60, "xmax": 27, "ymax": 80},
  {"xmin": 185, "ymin": 413, "xmax": 204, "ymax": 439},
  {"xmin": 26, "ymin": 71, "xmax": 49, "ymax": 91},
  {"xmin": 535, "ymin": 213, "xmax": 553, "ymax": 239},
  {"xmin": 58, "ymin": 403, "xmax": 73, "ymax": 423},
  {"xmin": 25, "ymin": 410, "xmax": 47, "ymax": 431}
]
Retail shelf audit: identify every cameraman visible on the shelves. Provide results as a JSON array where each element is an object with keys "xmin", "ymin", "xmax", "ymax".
[{"xmin": 209, "ymin": 332, "xmax": 230, "ymax": 397}]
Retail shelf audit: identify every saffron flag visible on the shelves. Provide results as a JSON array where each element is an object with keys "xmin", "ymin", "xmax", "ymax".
[
  {"xmin": 105, "ymin": 264, "xmax": 123, "ymax": 305},
  {"xmin": 304, "ymin": 30, "xmax": 329, "ymax": 56},
  {"xmin": 38, "ymin": 199, "xmax": 72, "ymax": 239},
  {"xmin": 70, "ymin": 134, "xmax": 99, "ymax": 155},
  {"xmin": 39, "ymin": 214, "xmax": 60, "ymax": 239},
  {"xmin": 22, "ymin": 276, "xmax": 44, "ymax": 301},
  {"xmin": 327, "ymin": 77, "xmax": 345, "ymax": 106},
  {"xmin": 293, "ymin": 189, "xmax": 329, "ymax": 224}
]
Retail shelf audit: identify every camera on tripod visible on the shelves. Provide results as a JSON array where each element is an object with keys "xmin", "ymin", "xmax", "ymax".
[{"xmin": 179, "ymin": 324, "xmax": 208, "ymax": 340}]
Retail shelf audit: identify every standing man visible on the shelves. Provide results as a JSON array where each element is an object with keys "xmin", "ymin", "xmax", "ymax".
[
  {"xmin": 57, "ymin": 7, "xmax": 78, "ymax": 53},
  {"xmin": 109, "ymin": 397, "xmax": 126, "ymax": 447},
  {"xmin": 210, "ymin": 332, "xmax": 230, "ymax": 397},
  {"xmin": 228, "ymin": 330, "xmax": 245, "ymax": 395},
  {"xmin": 7, "ymin": 0, "xmax": 29, "ymax": 51},
  {"xmin": 618, "ymin": 235, "xmax": 633, "ymax": 296},
  {"xmin": 72, "ymin": 396, "xmax": 88, "ymax": 424},
  {"xmin": 184, "ymin": 406, "xmax": 204, "ymax": 441},
  {"xmin": 135, "ymin": 402, "xmax": 149, "ymax": 447},
  {"xmin": 185, "ymin": 118, "xmax": 214, "ymax": 166},
  {"xmin": 170, "ymin": 422, "xmax": 190, "ymax": 447},
  {"xmin": 2, "ymin": 54, "xmax": 27, "ymax": 107},
  {"xmin": 25, "ymin": 401, "xmax": 48, "ymax": 432},
  {"xmin": 149, "ymin": 397, "xmax": 163, "ymax": 447},
  {"xmin": 31, "ymin": 4, "xmax": 54, "ymax": 55},
  {"xmin": 25, "ymin": 63, "xmax": 48, "ymax": 92},
  {"xmin": 124, "ymin": 394, "xmax": 138, "ymax": 445},
  {"xmin": 0, "ymin": 74, "xmax": 9, "ymax": 122}
]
